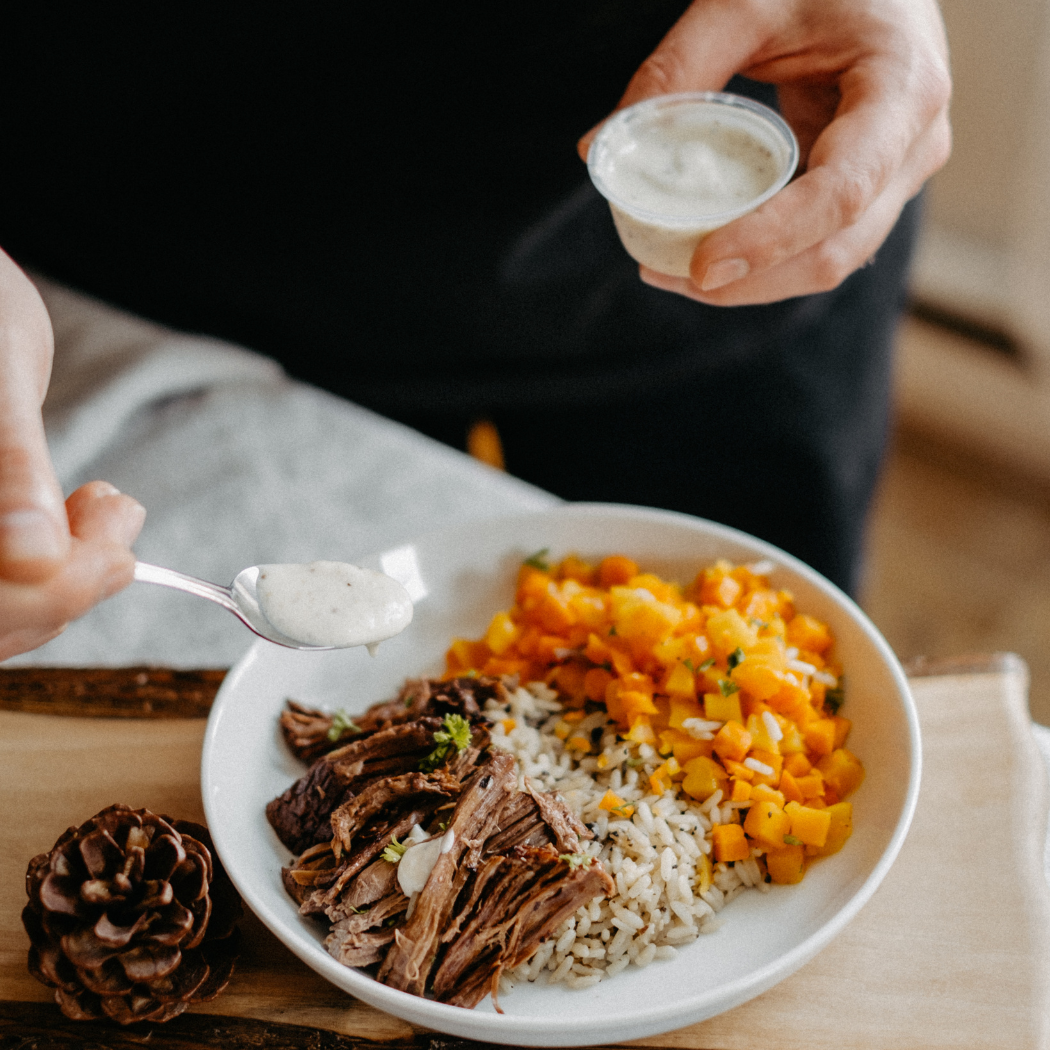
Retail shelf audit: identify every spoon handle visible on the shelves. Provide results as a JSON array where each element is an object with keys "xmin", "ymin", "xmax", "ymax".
[{"xmin": 133, "ymin": 561, "xmax": 238, "ymax": 613}]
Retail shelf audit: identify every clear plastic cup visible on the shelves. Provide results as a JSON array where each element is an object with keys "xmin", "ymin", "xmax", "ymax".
[{"xmin": 587, "ymin": 92, "xmax": 799, "ymax": 278}]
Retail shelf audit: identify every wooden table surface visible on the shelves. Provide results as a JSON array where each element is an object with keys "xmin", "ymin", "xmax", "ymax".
[{"xmin": 2, "ymin": 659, "xmax": 1048, "ymax": 1050}]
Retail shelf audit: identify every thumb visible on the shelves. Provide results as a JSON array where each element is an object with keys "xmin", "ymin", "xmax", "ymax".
[
  {"xmin": 578, "ymin": 2, "xmax": 766, "ymax": 160},
  {"xmin": 0, "ymin": 254, "xmax": 70, "ymax": 584},
  {"xmin": 0, "ymin": 408, "xmax": 71, "ymax": 584}
]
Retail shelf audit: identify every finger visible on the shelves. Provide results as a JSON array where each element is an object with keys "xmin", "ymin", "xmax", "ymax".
[
  {"xmin": 66, "ymin": 481, "xmax": 146, "ymax": 548},
  {"xmin": 0, "ymin": 252, "xmax": 68, "ymax": 584},
  {"xmin": 690, "ymin": 57, "xmax": 950, "ymax": 293},
  {"xmin": 577, "ymin": 1, "xmax": 766, "ymax": 160},
  {"xmin": 0, "ymin": 414, "xmax": 70, "ymax": 584},
  {"xmin": 0, "ymin": 623, "xmax": 67, "ymax": 663}
]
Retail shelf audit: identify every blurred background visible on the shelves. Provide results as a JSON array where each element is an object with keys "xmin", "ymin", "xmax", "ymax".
[{"xmin": 859, "ymin": 0, "xmax": 1050, "ymax": 722}]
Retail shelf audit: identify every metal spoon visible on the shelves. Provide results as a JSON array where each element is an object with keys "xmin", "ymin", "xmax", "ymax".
[{"xmin": 132, "ymin": 561, "xmax": 335, "ymax": 650}]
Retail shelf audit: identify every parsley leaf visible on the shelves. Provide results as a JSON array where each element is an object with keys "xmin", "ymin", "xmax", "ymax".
[
  {"xmin": 825, "ymin": 680, "xmax": 845, "ymax": 715},
  {"xmin": 718, "ymin": 678, "xmax": 740, "ymax": 697},
  {"xmin": 420, "ymin": 713, "xmax": 473, "ymax": 772},
  {"xmin": 698, "ymin": 657, "xmax": 715, "ymax": 671},
  {"xmin": 727, "ymin": 648, "xmax": 745, "ymax": 671},
  {"xmin": 381, "ymin": 837, "xmax": 407, "ymax": 864},
  {"xmin": 683, "ymin": 659, "xmax": 695, "ymax": 672},
  {"xmin": 327, "ymin": 709, "xmax": 362, "ymax": 743},
  {"xmin": 559, "ymin": 852, "xmax": 592, "ymax": 870},
  {"xmin": 783, "ymin": 835, "xmax": 802, "ymax": 846},
  {"xmin": 523, "ymin": 548, "xmax": 551, "ymax": 571}
]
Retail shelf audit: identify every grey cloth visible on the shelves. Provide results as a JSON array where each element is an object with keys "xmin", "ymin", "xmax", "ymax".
[{"xmin": 5, "ymin": 278, "xmax": 556, "ymax": 667}]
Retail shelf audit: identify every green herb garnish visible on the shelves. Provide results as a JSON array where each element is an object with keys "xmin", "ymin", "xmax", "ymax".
[
  {"xmin": 683, "ymin": 659, "xmax": 695, "ymax": 672},
  {"xmin": 825, "ymin": 680, "xmax": 845, "ymax": 715},
  {"xmin": 698, "ymin": 657, "xmax": 715, "ymax": 671},
  {"xmin": 381, "ymin": 837, "xmax": 407, "ymax": 864},
  {"xmin": 420, "ymin": 713, "xmax": 473, "ymax": 772},
  {"xmin": 559, "ymin": 852, "xmax": 592, "ymax": 870},
  {"xmin": 783, "ymin": 835, "xmax": 802, "ymax": 846},
  {"xmin": 608, "ymin": 624, "xmax": 618, "ymax": 636},
  {"xmin": 326, "ymin": 709, "xmax": 362, "ymax": 743},
  {"xmin": 727, "ymin": 648, "xmax": 745, "ymax": 671},
  {"xmin": 718, "ymin": 679, "xmax": 740, "ymax": 697},
  {"xmin": 523, "ymin": 548, "xmax": 551, "ymax": 571}
]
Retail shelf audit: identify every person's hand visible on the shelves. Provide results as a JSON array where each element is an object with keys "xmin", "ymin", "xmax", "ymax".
[
  {"xmin": 0, "ymin": 248, "xmax": 145, "ymax": 661},
  {"xmin": 578, "ymin": 0, "xmax": 951, "ymax": 305}
]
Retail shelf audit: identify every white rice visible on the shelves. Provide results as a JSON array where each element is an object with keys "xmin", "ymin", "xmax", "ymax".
[{"xmin": 485, "ymin": 681, "xmax": 769, "ymax": 991}]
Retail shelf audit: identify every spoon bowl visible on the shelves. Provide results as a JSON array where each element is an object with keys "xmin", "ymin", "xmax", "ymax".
[{"xmin": 133, "ymin": 562, "xmax": 343, "ymax": 650}]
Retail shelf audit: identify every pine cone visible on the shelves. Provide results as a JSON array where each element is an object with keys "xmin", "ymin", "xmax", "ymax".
[{"xmin": 22, "ymin": 804, "xmax": 242, "ymax": 1025}]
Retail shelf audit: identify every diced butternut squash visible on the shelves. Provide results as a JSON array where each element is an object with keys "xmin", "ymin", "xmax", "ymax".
[
  {"xmin": 706, "ymin": 608, "xmax": 758, "ymax": 657},
  {"xmin": 695, "ymin": 851, "xmax": 713, "ymax": 894},
  {"xmin": 704, "ymin": 691, "xmax": 744, "ymax": 724},
  {"xmin": 730, "ymin": 778, "xmax": 752, "ymax": 802},
  {"xmin": 664, "ymin": 662, "xmax": 698, "ymax": 700},
  {"xmin": 786, "ymin": 613, "xmax": 832, "ymax": 654},
  {"xmin": 682, "ymin": 756, "xmax": 728, "ymax": 801},
  {"xmin": 817, "ymin": 748, "xmax": 865, "ymax": 799},
  {"xmin": 713, "ymin": 721, "xmax": 752, "ymax": 763},
  {"xmin": 784, "ymin": 800, "xmax": 831, "ymax": 848},
  {"xmin": 805, "ymin": 802, "xmax": 853, "ymax": 857},
  {"xmin": 743, "ymin": 800, "xmax": 791, "ymax": 850},
  {"xmin": 779, "ymin": 769, "xmax": 805, "ymax": 805},
  {"xmin": 750, "ymin": 783, "xmax": 786, "ymax": 808},
  {"xmin": 712, "ymin": 822, "xmax": 750, "ymax": 862},
  {"xmin": 804, "ymin": 718, "xmax": 837, "ymax": 757},
  {"xmin": 747, "ymin": 748, "xmax": 783, "ymax": 789},
  {"xmin": 831, "ymin": 714, "xmax": 852, "ymax": 749},
  {"xmin": 598, "ymin": 555, "xmax": 638, "ymax": 588},
  {"xmin": 765, "ymin": 845, "xmax": 806, "ymax": 884}
]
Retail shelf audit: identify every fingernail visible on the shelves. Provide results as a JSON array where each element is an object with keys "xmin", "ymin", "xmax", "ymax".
[
  {"xmin": 700, "ymin": 257, "xmax": 750, "ymax": 292},
  {"xmin": 117, "ymin": 499, "xmax": 147, "ymax": 547},
  {"xmin": 0, "ymin": 509, "xmax": 67, "ymax": 564},
  {"xmin": 93, "ymin": 481, "xmax": 121, "ymax": 498}
]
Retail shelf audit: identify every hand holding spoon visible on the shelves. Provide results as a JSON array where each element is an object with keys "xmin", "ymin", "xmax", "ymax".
[{"xmin": 133, "ymin": 560, "xmax": 413, "ymax": 651}]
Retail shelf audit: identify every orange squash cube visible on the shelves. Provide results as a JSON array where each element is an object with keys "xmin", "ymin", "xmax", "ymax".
[
  {"xmin": 598, "ymin": 555, "xmax": 638, "ymax": 588},
  {"xmin": 765, "ymin": 844, "xmax": 806, "ymax": 884},
  {"xmin": 804, "ymin": 718, "xmax": 837, "ymax": 757},
  {"xmin": 786, "ymin": 613, "xmax": 832, "ymax": 654},
  {"xmin": 712, "ymin": 822, "xmax": 750, "ymax": 863},
  {"xmin": 704, "ymin": 691, "xmax": 744, "ymax": 725},
  {"xmin": 713, "ymin": 721, "xmax": 753, "ymax": 763},
  {"xmin": 784, "ymin": 800, "xmax": 831, "ymax": 848},
  {"xmin": 805, "ymin": 802, "xmax": 853, "ymax": 857},
  {"xmin": 750, "ymin": 783, "xmax": 786, "ymax": 808},
  {"xmin": 682, "ymin": 755, "xmax": 728, "ymax": 801},
  {"xmin": 817, "ymin": 748, "xmax": 865, "ymax": 799},
  {"xmin": 743, "ymin": 800, "xmax": 791, "ymax": 849}
]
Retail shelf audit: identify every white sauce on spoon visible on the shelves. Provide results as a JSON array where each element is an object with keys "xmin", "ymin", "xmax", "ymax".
[{"xmin": 255, "ymin": 561, "xmax": 413, "ymax": 648}]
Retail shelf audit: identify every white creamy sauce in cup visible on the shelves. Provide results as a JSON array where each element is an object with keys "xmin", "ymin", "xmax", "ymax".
[
  {"xmin": 588, "ymin": 92, "xmax": 798, "ymax": 277},
  {"xmin": 255, "ymin": 561, "xmax": 413, "ymax": 649}
]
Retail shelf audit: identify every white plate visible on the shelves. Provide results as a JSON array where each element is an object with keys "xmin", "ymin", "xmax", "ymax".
[{"xmin": 201, "ymin": 504, "xmax": 920, "ymax": 1046}]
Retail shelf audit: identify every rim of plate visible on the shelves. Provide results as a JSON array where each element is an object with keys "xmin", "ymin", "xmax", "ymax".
[{"xmin": 201, "ymin": 502, "xmax": 921, "ymax": 1046}]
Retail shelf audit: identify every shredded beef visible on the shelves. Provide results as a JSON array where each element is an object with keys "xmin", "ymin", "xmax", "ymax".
[
  {"xmin": 266, "ymin": 759, "xmax": 352, "ymax": 854},
  {"xmin": 270, "ymin": 679, "xmax": 613, "ymax": 1010}
]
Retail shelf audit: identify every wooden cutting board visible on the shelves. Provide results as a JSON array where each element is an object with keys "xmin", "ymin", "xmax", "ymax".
[{"xmin": 1, "ymin": 660, "xmax": 1047, "ymax": 1049}]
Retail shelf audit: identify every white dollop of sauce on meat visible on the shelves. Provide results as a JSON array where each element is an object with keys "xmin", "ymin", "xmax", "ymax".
[
  {"xmin": 256, "ymin": 561, "xmax": 413, "ymax": 648},
  {"xmin": 397, "ymin": 827, "xmax": 455, "ymax": 898}
]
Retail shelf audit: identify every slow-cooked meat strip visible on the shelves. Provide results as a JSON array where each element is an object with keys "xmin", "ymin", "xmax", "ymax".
[
  {"xmin": 433, "ymin": 845, "xmax": 614, "ymax": 1008},
  {"xmin": 266, "ymin": 759, "xmax": 352, "ymax": 854},
  {"xmin": 279, "ymin": 676, "xmax": 505, "ymax": 762},
  {"xmin": 271, "ymin": 680, "xmax": 615, "ymax": 1010},
  {"xmin": 329, "ymin": 771, "xmax": 460, "ymax": 856},
  {"xmin": 326, "ymin": 890, "xmax": 409, "ymax": 967},
  {"xmin": 376, "ymin": 753, "xmax": 518, "ymax": 996}
]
